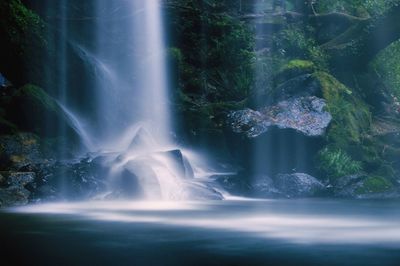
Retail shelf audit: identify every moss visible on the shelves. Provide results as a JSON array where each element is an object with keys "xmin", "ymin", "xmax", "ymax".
[
  {"xmin": 314, "ymin": 71, "xmax": 371, "ymax": 146},
  {"xmin": 372, "ymin": 39, "xmax": 400, "ymax": 98},
  {"xmin": 0, "ymin": 0, "xmax": 47, "ymax": 85},
  {"xmin": 5, "ymin": 84, "xmax": 66, "ymax": 137},
  {"xmin": 355, "ymin": 176, "xmax": 393, "ymax": 194},
  {"xmin": 282, "ymin": 60, "xmax": 315, "ymax": 71},
  {"xmin": 273, "ymin": 24, "xmax": 328, "ymax": 68},
  {"xmin": 274, "ymin": 59, "xmax": 316, "ymax": 84},
  {"xmin": 16, "ymin": 84, "xmax": 58, "ymax": 112}
]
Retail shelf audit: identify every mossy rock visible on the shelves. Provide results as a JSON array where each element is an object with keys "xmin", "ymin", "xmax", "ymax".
[
  {"xmin": 14, "ymin": 84, "xmax": 58, "ymax": 112},
  {"xmin": 274, "ymin": 60, "xmax": 316, "ymax": 84},
  {"xmin": 355, "ymin": 176, "xmax": 394, "ymax": 195},
  {"xmin": 0, "ymin": 0, "xmax": 47, "ymax": 86},
  {"xmin": 5, "ymin": 84, "xmax": 67, "ymax": 137},
  {"xmin": 313, "ymin": 71, "xmax": 371, "ymax": 146},
  {"xmin": 334, "ymin": 174, "xmax": 396, "ymax": 198}
]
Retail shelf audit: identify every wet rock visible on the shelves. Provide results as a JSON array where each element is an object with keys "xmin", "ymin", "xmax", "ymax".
[
  {"xmin": 179, "ymin": 182, "xmax": 224, "ymax": 200},
  {"xmin": 273, "ymin": 74, "xmax": 320, "ymax": 101},
  {"xmin": 106, "ymin": 168, "xmax": 143, "ymax": 199},
  {"xmin": 7, "ymin": 84, "xmax": 73, "ymax": 138},
  {"xmin": 333, "ymin": 174, "xmax": 398, "ymax": 199},
  {"xmin": 0, "ymin": 133, "xmax": 44, "ymax": 169},
  {"xmin": 229, "ymin": 96, "xmax": 332, "ymax": 137},
  {"xmin": 215, "ymin": 174, "xmax": 251, "ymax": 196},
  {"xmin": 124, "ymin": 161, "xmax": 161, "ymax": 199},
  {"xmin": 19, "ymin": 159, "xmax": 108, "ymax": 202},
  {"xmin": 251, "ymin": 175, "xmax": 282, "ymax": 197},
  {"xmin": 4, "ymin": 172, "xmax": 35, "ymax": 187},
  {"xmin": 0, "ymin": 186, "xmax": 31, "ymax": 207},
  {"xmin": 0, "ymin": 172, "xmax": 35, "ymax": 207},
  {"xmin": 162, "ymin": 149, "xmax": 195, "ymax": 179},
  {"xmin": 274, "ymin": 173, "xmax": 326, "ymax": 198}
]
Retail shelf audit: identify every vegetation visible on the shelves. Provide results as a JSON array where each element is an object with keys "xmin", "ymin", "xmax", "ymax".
[
  {"xmin": 317, "ymin": 147, "xmax": 363, "ymax": 179},
  {"xmin": 2, "ymin": 0, "xmax": 400, "ymax": 197},
  {"xmin": 0, "ymin": 0, "xmax": 46, "ymax": 86}
]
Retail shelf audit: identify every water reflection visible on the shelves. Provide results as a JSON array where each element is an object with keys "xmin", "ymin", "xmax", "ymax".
[{"xmin": 9, "ymin": 199, "xmax": 400, "ymax": 246}]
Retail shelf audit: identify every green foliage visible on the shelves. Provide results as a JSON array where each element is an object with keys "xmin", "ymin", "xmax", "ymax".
[
  {"xmin": 372, "ymin": 39, "xmax": 400, "ymax": 98},
  {"xmin": 16, "ymin": 84, "xmax": 58, "ymax": 112},
  {"xmin": 274, "ymin": 59, "xmax": 316, "ymax": 83},
  {"xmin": 355, "ymin": 176, "xmax": 393, "ymax": 194},
  {"xmin": 171, "ymin": 0, "xmax": 255, "ymax": 102},
  {"xmin": 0, "ymin": 0, "xmax": 47, "ymax": 85},
  {"xmin": 282, "ymin": 60, "xmax": 315, "ymax": 71},
  {"xmin": 0, "ymin": 0, "xmax": 46, "ymax": 48},
  {"xmin": 317, "ymin": 147, "xmax": 363, "ymax": 179},
  {"xmin": 314, "ymin": 72, "xmax": 371, "ymax": 145},
  {"xmin": 273, "ymin": 25, "xmax": 328, "ymax": 68},
  {"xmin": 316, "ymin": 0, "xmax": 399, "ymax": 16}
]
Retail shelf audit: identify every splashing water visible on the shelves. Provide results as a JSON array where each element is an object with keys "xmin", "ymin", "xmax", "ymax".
[{"xmin": 57, "ymin": 0, "xmax": 225, "ymax": 200}]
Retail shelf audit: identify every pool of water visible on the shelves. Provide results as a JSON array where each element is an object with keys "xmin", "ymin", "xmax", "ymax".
[{"xmin": 1, "ymin": 198, "xmax": 400, "ymax": 265}]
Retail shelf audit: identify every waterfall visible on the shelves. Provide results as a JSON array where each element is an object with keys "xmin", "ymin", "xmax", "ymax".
[{"xmin": 51, "ymin": 0, "xmax": 224, "ymax": 200}]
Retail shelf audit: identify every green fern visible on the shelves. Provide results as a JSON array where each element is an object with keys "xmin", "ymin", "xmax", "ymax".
[{"xmin": 317, "ymin": 147, "xmax": 363, "ymax": 179}]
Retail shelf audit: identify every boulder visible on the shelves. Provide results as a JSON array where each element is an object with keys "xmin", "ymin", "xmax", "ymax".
[
  {"xmin": 274, "ymin": 173, "xmax": 326, "ymax": 198},
  {"xmin": 251, "ymin": 175, "xmax": 282, "ymax": 197},
  {"xmin": 105, "ymin": 168, "xmax": 143, "ymax": 199},
  {"xmin": 333, "ymin": 174, "xmax": 398, "ymax": 199},
  {"xmin": 176, "ymin": 181, "xmax": 224, "ymax": 200},
  {"xmin": 0, "ymin": 133, "xmax": 43, "ymax": 170},
  {"xmin": 19, "ymin": 159, "xmax": 108, "ymax": 202},
  {"xmin": 123, "ymin": 160, "xmax": 161, "ymax": 199},
  {"xmin": 6, "ymin": 84, "xmax": 74, "ymax": 138},
  {"xmin": 0, "ymin": 171, "xmax": 35, "ymax": 207},
  {"xmin": 229, "ymin": 96, "xmax": 332, "ymax": 137},
  {"xmin": 273, "ymin": 74, "xmax": 320, "ymax": 101},
  {"xmin": 4, "ymin": 171, "xmax": 35, "ymax": 187},
  {"xmin": 0, "ymin": 186, "xmax": 31, "ymax": 207},
  {"xmin": 162, "ymin": 149, "xmax": 195, "ymax": 179},
  {"xmin": 215, "ymin": 173, "xmax": 251, "ymax": 196}
]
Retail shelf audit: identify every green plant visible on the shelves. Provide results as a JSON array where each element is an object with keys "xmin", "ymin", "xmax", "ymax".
[
  {"xmin": 317, "ymin": 147, "xmax": 363, "ymax": 179},
  {"xmin": 273, "ymin": 25, "xmax": 328, "ymax": 68}
]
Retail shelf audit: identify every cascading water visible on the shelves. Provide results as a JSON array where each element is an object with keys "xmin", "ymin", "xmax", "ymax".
[{"xmin": 57, "ymin": 0, "xmax": 224, "ymax": 200}]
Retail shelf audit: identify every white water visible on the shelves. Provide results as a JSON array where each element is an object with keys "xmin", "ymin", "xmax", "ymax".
[
  {"xmin": 11, "ymin": 199, "xmax": 400, "ymax": 246},
  {"xmin": 57, "ymin": 0, "xmax": 224, "ymax": 200}
]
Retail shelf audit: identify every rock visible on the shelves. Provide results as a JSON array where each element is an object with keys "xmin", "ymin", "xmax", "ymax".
[
  {"xmin": 123, "ymin": 161, "xmax": 161, "ymax": 199},
  {"xmin": 0, "ymin": 171, "xmax": 35, "ymax": 207},
  {"xmin": 0, "ymin": 133, "xmax": 43, "ymax": 170},
  {"xmin": 178, "ymin": 181, "xmax": 224, "ymax": 200},
  {"xmin": 6, "ymin": 84, "xmax": 74, "ymax": 138},
  {"xmin": 106, "ymin": 169, "xmax": 143, "ymax": 199},
  {"xmin": 0, "ymin": 173, "xmax": 5, "ymax": 185},
  {"xmin": 162, "ymin": 149, "xmax": 195, "ymax": 179},
  {"xmin": 274, "ymin": 173, "xmax": 326, "ymax": 198},
  {"xmin": 4, "ymin": 172, "xmax": 35, "ymax": 187},
  {"xmin": 229, "ymin": 96, "xmax": 332, "ymax": 137},
  {"xmin": 273, "ymin": 74, "xmax": 320, "ymax": 101},
  {"xmin": 333, "ymin": 174, "xmax": 398, "ymax": 199},
  {"xmin": 251, "ymin": 175, "xmax": 282, "ymax": 197},
  {"xmin": 215, "ymin": 174, "xmax": 251, "ymax": 196},
  {"xmin": 19, "ymin": 159, "xmax": 108, "ymax": 202},
  {"xmin": 0, "ymin": 186, "xmax": 31, "ymax": 207}
]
